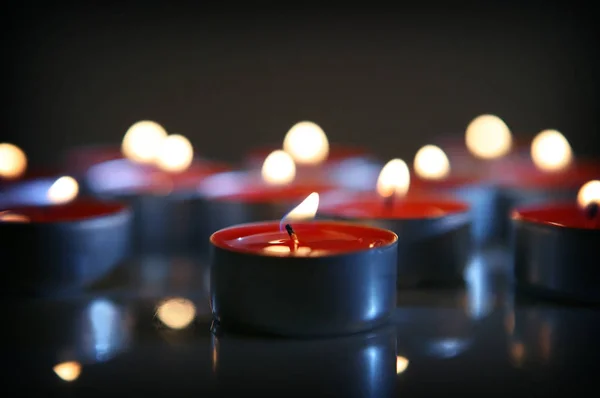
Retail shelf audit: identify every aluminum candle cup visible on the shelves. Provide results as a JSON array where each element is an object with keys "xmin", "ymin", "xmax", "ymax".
[
  {"xmin": 191, "ymin": 171, "xmax": 335, "ymax": 256},
  {"xmin": 0, "ymin": 200, "xmax": 131, "ymax": 295},
  {"xmin": 211, "ymin": 325, "xmax": 396, "ymax": 398},
  {"xmin": 512, "ymin": 202, "xmax": 600, "ymax": 303},
  {"xmin": 320, "ymin": 192, "xmax": 471, "ymax": 288},
  {"xmin": 412, "ymin": 174, "xmax": 500, "ymax": 247},
  {"xmin": 210, "ymin": 220, "xmax": 398, "ymax": 337},
  {"xmin": 86, "ymin": 158, "xmax": 228, "ymax": 255}
]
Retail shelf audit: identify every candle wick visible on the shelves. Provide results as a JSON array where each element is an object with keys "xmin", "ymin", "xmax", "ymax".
[
  {"xmin": 285, "ymin": 223, "xmax": 299, "ymax": 251},
  {"xmin": 384, "ymin": 192, "xmax": 395, "ymax": 209},
  {"xmin": 585, "ymin": 202, "xmax": 599, "ymax": 221}
]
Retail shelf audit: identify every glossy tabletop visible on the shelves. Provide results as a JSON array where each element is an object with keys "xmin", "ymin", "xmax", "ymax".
[{"xmin": 3, "ymin": 248, "xmax": 599, "ymax": 396}]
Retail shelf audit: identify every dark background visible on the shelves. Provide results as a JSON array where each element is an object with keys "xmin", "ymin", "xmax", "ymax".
[{"xmin": 3, "ymin": 3, "xmax": 599, "ymax": 167}]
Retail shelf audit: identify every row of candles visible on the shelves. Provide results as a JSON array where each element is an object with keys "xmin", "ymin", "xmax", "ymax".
[{"xmin": 1, "ymin": 115, "xmax": 599, "ymax": 335}]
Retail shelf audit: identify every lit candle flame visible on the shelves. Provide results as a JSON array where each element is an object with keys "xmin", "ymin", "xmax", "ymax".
[
  {"xmin": 0, "ymin": 143, "xmax": 27, "ymax": 179},
  {"xmin": 53, "ymin": 361, "xmax": 82, "ymax": 382},
  {"xmin": 0, "ymin": 211, "xmax": 30, "ymax": 223},
  {"xmin": 465, "ymin": 114, "xmax": 512, "ymax": 159},
  {"xmin": 155, "ymin": 134, "xmax": 194, "ymax": 173},
  {"xmin": 531, "ymin": 129, "xmax": 573, "ymax": 172},
  {"xmin": 261, "ymin": 150, "xmax": 296, "ymax": 185},
  {"xmin": 413, "ymin": 145, "xmax": 450, "ymax": 180},
  {"xmin": 121, "ymin": 120, "xmax": 168, "ymax": 164},
  {"xmin": 283, "ymin": 121, "xmax": 329, "ymax": 165},
  {"xmin": 47, "ymin": 176, "xmax": 79, "ymax": 205},
  {"xmin": 280, "ymin": 192, "xmax": 320, "ymax": 229},
  {"xmin": 577, "ymin": 180, "xmax": 600, "ymax": 210},
  {"xmin": 376, "ymin": 159, "xmax": 410, "ymax": 198},
  {"xmin": 156, "ymin": 297, "xmax": 197, "ymax": 330},
  {"xmin": 396, "ymin": 356, "xmax": 409, "ymax": 374}
]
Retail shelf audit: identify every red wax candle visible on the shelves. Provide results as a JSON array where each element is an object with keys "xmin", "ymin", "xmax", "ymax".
[
  {"xmin": 320, "ymin": 191, "xmax": 469, "ymax": 219},
  {"xmin": 0, "ymin": 199, "xmax": 132, "ymax": 293},
  {"xmin": 320, "ymin": 191, "xmax": 471, "ymax": 287},
  {"xmin": 212, "ymin": 220, "xmax": 396, "ymax": 257},
  {"xmin": 210, "ymin": 220, "xmax": 398, "ymax": 336},
  {"xmin": 512, "ymin": 198, "xmax": 600, "ymax": 303}
]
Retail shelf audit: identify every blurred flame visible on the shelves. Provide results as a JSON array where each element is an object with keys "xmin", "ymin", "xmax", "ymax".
[
  {"xmin": 531, "ymin": 129, "xmax": 572, "ymax": 172},
  {"xmin": 280, "ymin": 192, "xmax": 319, "ymax": 226},
  {"xmin": 376, "ymin": 159, "xmax": 410, "ymax": 198},
  {"xmin": 121, "ymin": 120, "xmax": 168, "ymax": 164},
  {"xmin": 47, "ymin": 176, "xmax": 79, "ymax": 205},
  {"xmin": 261, "ymin": 150, "xmax": 296, "ymax": 185},
  {"xmin": 577, "ymin": 180, "xmax": 600, "ymax": 209},
  {"xmin": 0, "ymin": 211, "xmax": 30, "ymax": 223},
  {"xmin": 396, "ymin": 356, "xmax": 409, "ymax": 374},
  {"xmin": 465, "ymin": 114, "xmax": 512, "ymax": 159},
  {"xmin": 283, "ymin": 121, "xmax": 329, "ymax": 165},
  {"xmin": 156, "ymin": 297, "xmax": 196, "ymax": 330},
  {"xmin": 155, "ymin": 134, "xmax": 194, "ymax": 173},
  {"xmin": 413, "ymin": 145, "xmax": 450, "ymax": 180},
  {"xmin": 0, "ymin": 143, "xmax": 27, "ymax": 179},
  {"xmin": 53, "ymin": 361, "xmax": 82, "ymax": 382},
  {"xmin": 510, "ymin": 341, "xmax": 525, "ymax": 365}
]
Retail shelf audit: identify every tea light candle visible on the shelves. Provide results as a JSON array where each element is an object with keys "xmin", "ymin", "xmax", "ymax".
[
  {"xmin": 512, "ymin": 180, "xmax": 600, "ymax": 303},
  {"xmin": 411, "ymin": 144, "xmax": 498, "ymax": 246},
  {"xmin": 210, "ymin": 192, "xmax": 398, "ymax": 337},
  {"xmin": 191, "ymin": 150, "xmax": 335, "ymax": 256},
  {"xmin": 320, "ymin": 159, "xmax": 471, "ymax": 288},
  {"xmin": 0, "ymin": 178, "xmax": 131, "ymax": 294},
  {"xmin": 85, "ymin": 130, "xmax": 229, "ymax": 255},
  {"xmin": 244, "ymin": 121, "xmax": 377, "ymax": 183},
  {"xmin": 493, "ymin": 129, "xmax": 599, "ymax": 243}
]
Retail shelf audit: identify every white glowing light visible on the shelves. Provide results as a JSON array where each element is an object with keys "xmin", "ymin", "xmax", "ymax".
[
  {"xmin": 531, "ymin": 129, "xmax": 572, "ymax": 172},
  {"xmin": 283, "ymin": 121, "xmax": 329, "ymax": 165},
  {"xmin": 396, "ymin": 356, "xmax": 409, "ymax": 374},
  {"xmin": 47, "ymin": 176, "xmax": 79, "ymax": 205},
  {"xmin": 280, "ymin": 192, "xmax": 320, "ymax": 226},
  {"xmin": 261, "ymin": 150, "xmax": 296, "ymax": 185},
  {"xmin": 53, "ymin": 361, "xmax": 82, "ymax": 382},
  {"xmin": 155, "ymin": 134, "xmax": 194, "ymax": 172},
  {"xmin": 465, "ymin": 114, "xmax": 512, "ymax": 159},
  {"xmin": 121, "ymin": 120, "xmax": 168, "ymax": 164},
  {"xmin": 577, "ymin": 180, "xmax": 600, "ymax": 209},
  {"xmin": 156, "ymin": 297, "xmax": 197, "ymax": 330},
  {"xmin": 376, "ymin": 159, "xmax": 410, "ymax": 198},
  {"xmin": 413, "ymin": 145, "xmax": 450, "ymax": 180},
  {"xmin": 0, "ymin": 143, "xmax": 27, "ymax": 179}
]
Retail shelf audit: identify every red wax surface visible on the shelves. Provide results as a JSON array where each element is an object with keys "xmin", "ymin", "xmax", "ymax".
[
  {"xmin": 320, "ymin": 192, "xmax": 469, "ymax": 219},
  {"xmin": 245, "ymin": 145, "xmax": 371, "ymax": 166},
  {"xmin": 0, "ymin": 199, "xmax": 126, "ymax": 223},
  {"xmin": 211, "ymin": 220, "xmax": 397, "ymax": 257},
  {"xmin": 513, "ymin": 203, "xmax": 600, "ymax": 230},
  {"xmin": 491, "ymin": 160, "xmax": 600, "ymax": 190},
  {"xmin": 198, "ymin": 172, "xmax": 335, "ymax": 203}
]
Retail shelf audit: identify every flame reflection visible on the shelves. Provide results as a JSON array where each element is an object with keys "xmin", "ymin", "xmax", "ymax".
[{"xmin": 156, "ymin": 297, "xmax": 197, "ymax": 330}]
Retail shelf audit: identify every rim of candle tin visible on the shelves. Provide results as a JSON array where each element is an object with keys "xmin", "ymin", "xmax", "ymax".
[
  {"xmin": 197, "ymin": 170, "xmax": 335, "ymax": 203},
  {"xmin": 512, "ymin": 202, "xmax": 600, "ymax": 231},
  {"xmin": 319, "ymin": 192, "xmax": 471, "ymax": 220},
  {"xmin": 210, "ymin": 220, "xmax": 398, "ymax": 258},
  {"xmin": 0, "ymin": 199, "xmax": 130, "ymax": 225}
]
